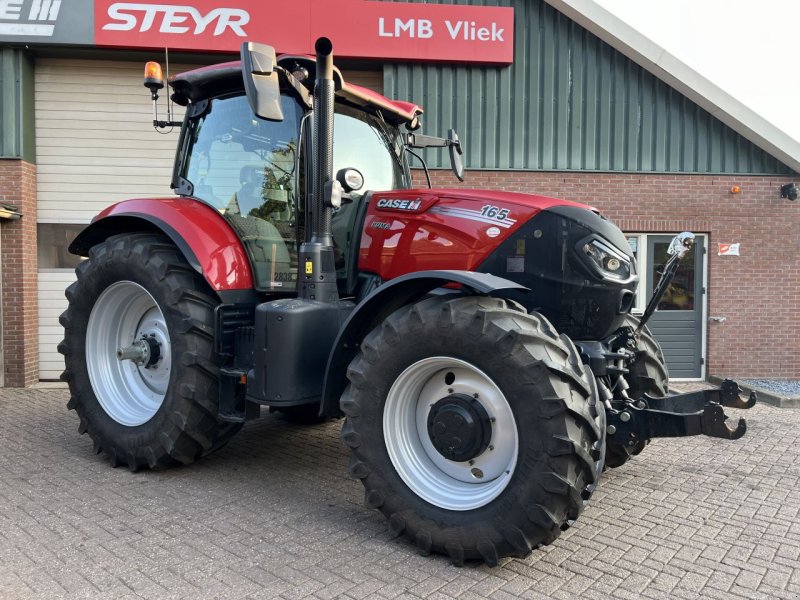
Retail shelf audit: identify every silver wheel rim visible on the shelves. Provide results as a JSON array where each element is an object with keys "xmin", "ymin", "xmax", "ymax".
[
  {"xmin": 383, "ymin": 357, "xmax": 518, "ymax": 511},
  {"xmin": 86, "ymin": 281, "xmax": 171, "ymax": 426}
]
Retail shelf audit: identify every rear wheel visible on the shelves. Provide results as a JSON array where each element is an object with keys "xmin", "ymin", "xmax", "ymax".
[
  {"xmin": 341, "ymin": 295, "xmax": 603, "ymax": 564},
  {"xmin": 59, "ymin": 233, "xmax": 242, "ymax": 470},
  {"xmin": 605, "ymin": 315, "xmax": 669, "ymax": 469}
]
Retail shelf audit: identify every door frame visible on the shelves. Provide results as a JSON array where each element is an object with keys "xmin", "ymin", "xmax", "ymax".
[{"xmin": 626, "ymin": 233, "xmax": 708, "ymax": 381}]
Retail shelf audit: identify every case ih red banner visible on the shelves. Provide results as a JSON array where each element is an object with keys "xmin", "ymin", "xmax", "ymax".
[{"xmin": 93, "ymin": 0, "xmax": 514, "ymax": 64}]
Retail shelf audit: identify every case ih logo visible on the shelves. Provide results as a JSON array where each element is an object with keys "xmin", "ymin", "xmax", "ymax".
[
  {"xmin": 103, "ymin": 3, "xmax": 249, "ymax": 37},
  {"xmin": 376, "ymin": 198, "xmax": 422, "ymax": 211},
  {"xmin": 0, "ymin": 0, "xmax": 61, "ymax": 36}
]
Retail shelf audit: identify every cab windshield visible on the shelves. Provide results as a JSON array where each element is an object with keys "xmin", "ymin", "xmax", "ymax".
[
  {"xmin": 180, "ymin": 91, "xmax": 409, "ymax": 292},
  {"xmin": 332, "ymin": 103, "xmax": 410, "ymax": 191}
]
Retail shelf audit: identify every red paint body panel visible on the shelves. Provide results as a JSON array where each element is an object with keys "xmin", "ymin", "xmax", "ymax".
[
  {"xmin": 96, "ymin": 198, "xmax": 254, "ymax": 290},
  {"xmin": 359, "ymin": 189, "xmax": 592, "ymax": 280}
]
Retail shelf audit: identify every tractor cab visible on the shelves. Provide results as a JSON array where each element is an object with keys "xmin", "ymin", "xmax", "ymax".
[{"xmin": 165, "ymin": 55, "xmax": 414, "ymax": 295}]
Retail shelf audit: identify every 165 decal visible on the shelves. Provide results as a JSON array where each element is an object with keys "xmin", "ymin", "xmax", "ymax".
[{"xmin": 429, "ymin": 204, "xmax": 516, "ymax": 228}]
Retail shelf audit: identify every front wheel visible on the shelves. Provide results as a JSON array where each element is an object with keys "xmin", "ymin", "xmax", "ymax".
[
  {"xmin": 59, "ymin": 233, "xmax": 241, "ymax": 470},
  {"xmin": 340, "ymin": 296, "xmax": 603, "ymax": 564}
]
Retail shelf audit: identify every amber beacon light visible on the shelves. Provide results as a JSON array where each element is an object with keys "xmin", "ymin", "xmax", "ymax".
[{"xmin": 144, "ymin": 61, "xmax": 164, "ymax": 97}]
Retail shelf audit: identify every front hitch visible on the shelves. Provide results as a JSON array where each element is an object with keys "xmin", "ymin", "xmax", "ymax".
[{"xmin": 606, "ymin": 379, "xmax": 757, "ymax": 447}]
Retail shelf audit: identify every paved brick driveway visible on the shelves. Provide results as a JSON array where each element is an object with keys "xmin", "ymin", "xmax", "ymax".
[{"xmin": 0, "ymin": 386, "xmax": 798, "ymax": 599}]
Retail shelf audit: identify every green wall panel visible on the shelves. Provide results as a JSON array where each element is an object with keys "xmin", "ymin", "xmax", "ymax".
[
  {"xmin": 384, "ymin": 0, "xmax": 793, "ymax": 174},
  {"xmin": 0, "ymin": 48, "xmax": 35, "ymax": 162}
]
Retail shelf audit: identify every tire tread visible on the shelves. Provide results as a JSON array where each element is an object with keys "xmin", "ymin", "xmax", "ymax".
[
  {"xmin": 59, "ymin": 232, "xmax": 242, "ymax": 470},
  {"xmin": 341, "ymin": 295, "xmax": 602, "ymax": 563}
]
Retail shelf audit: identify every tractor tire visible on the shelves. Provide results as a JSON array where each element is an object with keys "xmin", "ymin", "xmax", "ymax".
[
  {"xmin": 605, "ymin": 315, "xmax": 670, "ymax": 469},
  {"xmin": 340, "ymin": 295, "xmax": 603, "ymax": 565},
  {"xmin": 623, "ymin": 315, "xmax": 670, "ymax": 399},
  {"xmin": 59, "ymin": 233, "xmax": 242, "ymax": 470}
]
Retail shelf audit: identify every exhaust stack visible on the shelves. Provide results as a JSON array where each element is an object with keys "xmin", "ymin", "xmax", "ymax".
[
  {"xmin": 298, "ymin": 37, "xmax": 340, "ymax": 304},
  {"xmin": 311, "ymin": 37, "xmax": 334, "ymax": 247}
]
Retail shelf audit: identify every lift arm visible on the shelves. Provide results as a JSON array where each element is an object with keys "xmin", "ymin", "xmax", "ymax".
[{"xmin": 606, "ymin": 379, "xmax": 757, "ymax": 447}]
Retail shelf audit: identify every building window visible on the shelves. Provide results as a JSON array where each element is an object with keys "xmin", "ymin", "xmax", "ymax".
[
  {"xmin": 626, "ymin": 233, "xmax": 705, "ymax": 313},
  {"xmin": 37, "ymin": 224, "xmax": 86, "ymax": 270}
]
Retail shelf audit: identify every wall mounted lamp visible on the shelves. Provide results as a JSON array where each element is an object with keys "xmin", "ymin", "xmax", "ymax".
[{"xmin": 780, "ymin": 183, "xmax": 798, "ymax": 201}]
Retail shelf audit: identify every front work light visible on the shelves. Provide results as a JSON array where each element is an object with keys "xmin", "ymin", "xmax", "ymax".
[{"xmin": 582, "ymin": 238, "xmax": 632, "ymax": 281}]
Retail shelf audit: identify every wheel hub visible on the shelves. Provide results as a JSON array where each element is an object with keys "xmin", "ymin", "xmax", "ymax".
[
  {"xmin": 427, "ymin": 393, "xmax": 492, "ymax": 462},
  {"xmin": 116, "ymin": 335, "xmax": 161, "ymax": 368}
]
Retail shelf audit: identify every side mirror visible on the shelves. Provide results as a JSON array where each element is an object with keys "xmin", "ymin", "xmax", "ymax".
[
  {"xmin": 448, "ymin": 129, "xmax": 465, "ymax": 181},
  {"xmin": 241, "ymin": 41, "xmax": 284, "ymax": 122}
]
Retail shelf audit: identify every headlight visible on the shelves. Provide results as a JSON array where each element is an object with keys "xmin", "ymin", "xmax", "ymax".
[{"xmin": 581, "ymin": 238, "xmax": 632, "ymax": 281}]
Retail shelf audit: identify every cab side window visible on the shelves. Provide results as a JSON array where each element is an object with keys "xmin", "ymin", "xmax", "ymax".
[{"xmin": 183, "ymin": 94, "xmax": 302, "ymax": 291}]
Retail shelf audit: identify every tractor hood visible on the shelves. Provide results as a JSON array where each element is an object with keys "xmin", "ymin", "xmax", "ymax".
[
  {"xmin": 367, "ymin": 188, "xmax": 599, "ymax": 234},
  {"xmin": 371, "ymin": 188, "xmax": 629, "ymax": 255},
  {"xmin": 361, "ymin": 187, "xmax": 617, "ymax": 281},
  {"xmin": 363, "ymin": 187, "xmax": 636, "ymax": 340}
]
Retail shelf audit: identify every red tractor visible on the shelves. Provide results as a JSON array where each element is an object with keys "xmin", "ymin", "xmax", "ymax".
[{"xmin": 60, "ymin": 39, "xmax": 755, "ymax": 564}]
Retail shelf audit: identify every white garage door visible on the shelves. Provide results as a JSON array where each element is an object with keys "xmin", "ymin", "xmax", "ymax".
[
  {"xmin": 35, "ymin": 58, "xmax": 192, "ymax": 379},
  {"xmin": 35, "ymin": 58, "xmax": 382, "ymax": 379}
]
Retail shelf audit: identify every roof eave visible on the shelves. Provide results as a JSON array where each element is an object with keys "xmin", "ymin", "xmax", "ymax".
[{"xmin": 545, "ymin": 0, "xmax": 800, "ymax": 174}]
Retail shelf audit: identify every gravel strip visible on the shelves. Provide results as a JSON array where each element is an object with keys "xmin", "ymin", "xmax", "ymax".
[{"xmin": 739, "ymin": 378, "xmax": 800, "ymax": 397}]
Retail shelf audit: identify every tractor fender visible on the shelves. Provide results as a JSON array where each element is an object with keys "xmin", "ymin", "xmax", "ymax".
[
  {"xmin": 320, "ymin": 270, "xmax": 528, "ymax": 417},
  {"xmin": 69, "ymin": 198, "xmax": 254, "ymax": 291}
]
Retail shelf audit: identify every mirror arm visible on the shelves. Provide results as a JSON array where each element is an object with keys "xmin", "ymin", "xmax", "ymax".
[
  {"xmin": 275, "ymin": 66, "xmax": 313, "ymax": 109},
  {"xmin": 405, "ymin": 148, "xmax": 432, "ymax": 189},
  {"xmin": 406, "ymin": 133, "xmax": 448, "ymax": 149},
  {"xmin": 405, "ymin": 130, "xmax": 464, "ymax": 182}
]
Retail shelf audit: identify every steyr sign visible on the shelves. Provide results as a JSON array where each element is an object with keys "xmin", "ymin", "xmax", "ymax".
[{"xmin": 0, "ymin": 0, "xmax": 514, "ymax": 65}]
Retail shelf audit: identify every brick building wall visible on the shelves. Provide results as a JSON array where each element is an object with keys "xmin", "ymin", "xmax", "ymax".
[
  {"xmin": 420, "ymin": 170, "xmax": 800, "ymax": 379},
  {"xmin": 0, "ymin": 159, "xmax": 38, "ymax": 387}
]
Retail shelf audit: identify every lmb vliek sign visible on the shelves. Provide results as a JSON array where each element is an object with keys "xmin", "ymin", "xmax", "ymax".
[{"xmin": 0, "ymin": 0, "xmax": 513, "ymax": 65}]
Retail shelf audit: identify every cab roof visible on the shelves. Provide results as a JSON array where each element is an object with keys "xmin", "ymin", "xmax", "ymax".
[{"xmin": 169, "ymin": 57, "xmax": 423, "ymax": 127}]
